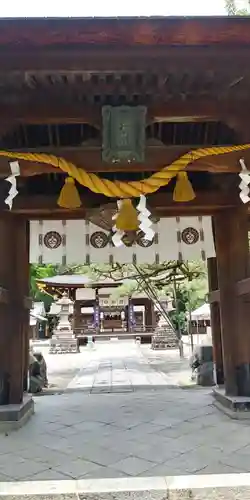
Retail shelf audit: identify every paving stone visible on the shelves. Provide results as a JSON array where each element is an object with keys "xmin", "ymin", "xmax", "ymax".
[
  {"xmin": 55, "ymin": 458, "xmax": 101, "ymax": 478},
  {"xmin": 113, "ymin": 457, "xmax": 156, "ymax": 476},
  {"xmin": 0, "ymin": 456, "xmax": 49, "ymax": 480},
  {"xmin": 196, "ymin": 464, "xmax": 242, "ymax": 474},
  {"xmin": 0, "ymin": 472, "xmax": 14, "ymax": 481},
  {"xmin": 16, "ymin": 447, "xmax": 70, "ymax": 465},
  {"xmin": 81, "ymin": 466, "xmax": 130, "ymax": 479},
  {"xmin": 24, "ymin": 468, "xmax": 73, "ymax": 480},
  {"xmin": 220, "ymin": 452, "xmax": 250, "ymax": 472},
  {"xmin": 133, "ymin": 443, "xmax": 182, "ymax": 464}
]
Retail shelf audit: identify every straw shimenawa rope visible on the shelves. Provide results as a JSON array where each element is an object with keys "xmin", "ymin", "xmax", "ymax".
[{"xmin": 0, "ymin": 144, "xmax": 249, "ymax": 198}]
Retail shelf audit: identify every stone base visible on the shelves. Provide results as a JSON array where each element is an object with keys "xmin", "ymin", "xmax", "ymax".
[
  {"xmin": 197, "ymin": 361, "xmax": 215, "ymax": 387},
  {"xmin": 49, "ymin": 338, "xmax": 79, "ymax": 354},
  {"xmin": 151, "ymin": 338, "xmax": 178, "ymax": 349},
  {"xmin": 213, "ymin": 387, "xmax": 250, "ymax": 419},
  {"xmin": 0, "ymin": 393, "xmax": 34, "ymax": 432},
  {"xmin": 151, "ymin": 336, "xmax": 168, "ymax": 350}
]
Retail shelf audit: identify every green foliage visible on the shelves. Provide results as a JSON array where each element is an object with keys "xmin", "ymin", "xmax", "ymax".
[
  {"xmin": 83, "ymin": 261, "xmax": 207, "ymax": 333},
  {"xmin": 30, "ymin": 264, "xmax": 58, "ymax": 310},
  {"xmin": 30, "ymin": 263, "xmax": 83, "ymax": 309},
  {"xmin": 225, "ymin": 0, "xmax": 250, "ymax": 14},
  {"xmin": 29, "ymin": 260, "xmax": 208, "ymax": 329},
  {"xmin": 168, "ymin": 272, "xmax": 208, "ymax": 335},
  {"xmin": 225, "ymin": 0, "xmax": 237, "ymax": 14}
]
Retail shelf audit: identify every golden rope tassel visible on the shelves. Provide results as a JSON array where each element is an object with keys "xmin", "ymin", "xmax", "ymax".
[
  {"xmin": 115, "ymin": 199, "xmax": 139, "ymax": 231},
  {"xmin": 173, "ymin": 171, "xmax": 195, "ymax": 202},
  {"xmin": 57, "ymin": 176, "xmax": 82, "ymax": 209}
]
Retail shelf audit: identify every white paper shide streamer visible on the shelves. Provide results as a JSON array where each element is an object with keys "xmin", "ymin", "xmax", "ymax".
[
  {"xmin": 4, "ymin": 161, "xmax": 20, "ymax": 210},
  {"xmin": 239, "ymin": 158, "xmax": 250, "ymax": 204},
  {"xmin": 137, "ymin": 195, "xmax": 155, "ymax": 241},
  {"xmin": 112, "ymin": 200, "xmax": 125, "ymax": 247},
  {"xmin": 112, "ymin": 195, "xmax": 155, "ymax": 248}
]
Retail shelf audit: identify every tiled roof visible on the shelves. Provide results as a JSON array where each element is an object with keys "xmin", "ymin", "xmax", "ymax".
[{"xmin": 38, "ymin": 275, "xmax": 123, "ymax": 287}]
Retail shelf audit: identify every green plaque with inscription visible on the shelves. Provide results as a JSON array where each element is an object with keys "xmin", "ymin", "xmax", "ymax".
[{"xmin": 102, "ymin": 105, "xmax": 146, "ymax": 163}]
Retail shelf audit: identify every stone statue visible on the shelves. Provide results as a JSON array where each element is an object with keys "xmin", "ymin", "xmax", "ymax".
[
  {"xmin": 190, "ymin": 344, "xmax": 214, "ymax": 386},
  {"xmin": 33, "ymin": 352, "xmax": 48, "ymax": 388},
  {"xmin": 28, "ymin": 351, "xmax": 48, "ymax": 393},
  {"xmin": 28, "ymin": 352, "xmax": 43, "ymax": 394}
]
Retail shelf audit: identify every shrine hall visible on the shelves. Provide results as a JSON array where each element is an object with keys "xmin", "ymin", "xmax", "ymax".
[
  {"xmin": 37, "ymin": 274, "xmax": 162, "ymax": 338},
  {"xmin": 2, "ymin": 16, "xmax": 250, "ymax": 425}
]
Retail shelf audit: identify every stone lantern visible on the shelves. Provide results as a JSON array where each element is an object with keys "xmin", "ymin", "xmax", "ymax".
[{"xmin": 49, "ymin": 293, "xmax": 79, "ymax": 354}]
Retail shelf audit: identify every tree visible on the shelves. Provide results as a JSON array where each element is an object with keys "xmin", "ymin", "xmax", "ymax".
[
  {"xmin": 225, "ymin": 0, "xmax": 250, "ymax": 14},
  {"xmin": 29, "ymin": 260, "xmax": 208, "ymax": 333},
  {"xmin": 168, "ymin": 273, "xmax": 208, "ymax": 335},
  {"xmin": 30, "ymin": 263, "xmax": 83, "ymax": 309},
  {"xmin": 30, "ymin": 264, "xmax": 59, "ymax": 310},
  {"xmin": 82, "ymin": 261, "xmax": 207, "ymax": 332}
]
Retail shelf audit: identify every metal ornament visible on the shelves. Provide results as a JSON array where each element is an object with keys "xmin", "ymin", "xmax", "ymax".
[
  {"xmin": 4, "ymin": 161, "xmax": 20, "ymax": 210},
  {"xmin": 239, "ymin": 158, "xmax": 250, "ymax": 204}
]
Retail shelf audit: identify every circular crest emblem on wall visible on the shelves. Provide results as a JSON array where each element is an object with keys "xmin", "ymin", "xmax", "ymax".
[
  {"xmin": 44, "ymin": 231, "xmax": 62, "ymax": 249},
  {"xmin": 181, "ymin": 227, "xmax": 199, "ymax": 245},
  {"xmin": 137, "ymin": 231, "xmax": 154, "ymax": 248},
  {"xmin": 90, "ymin": 231, "xmax": 109, "ymax": 248}
]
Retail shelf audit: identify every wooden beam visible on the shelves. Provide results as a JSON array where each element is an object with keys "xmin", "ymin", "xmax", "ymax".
[
  {"xmin": 1, "ymin": 98, "xmax": 250, "ymax": 126},
  {"xmin": 2, "ymin": 18, "xmax": 250, "ymax": 49},
  {"xmin": 0, "ymin": 145, "xmax": 245, "ymax": 177},
  {"xmin": 5, "ymin": 191, "xmax": 240, "ymax": 219},
  {"xmin": 208, "ymin": 290, "xmax": 220, "ymax": 303},
  {"xmin": 1, "ymin": 45, "xmax": 250, "ymax": 72},
  {"xmin": 150, "ymin": 101, "xmax": 250, "ymax": 123},
  {"xmin": 236, "ymin": 277, "xmax": 250, "ymax": 296}
]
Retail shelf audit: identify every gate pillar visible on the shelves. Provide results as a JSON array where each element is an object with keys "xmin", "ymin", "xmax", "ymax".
[
  {"xmin": 0, "ymin": 215, "xmax": 31, "ymax": 408},
  {"xmin": 207, "ymin": 257, "xmax": 224, "ymax": 385},
  {"xmin": 214, "ymin": 208, "xmax": 250, "ymax": 397}
]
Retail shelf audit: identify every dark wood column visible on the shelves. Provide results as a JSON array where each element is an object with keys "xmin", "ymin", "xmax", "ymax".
[
  {"xmin": 73, "ymin": 300, "xmax": 81, "ymax": 332},
  {"xmin": 23, "ymin": 221, "xmax": 30, "ymax": 392},
  {"xmin": 207, "ymin": 257, "xmax": 224, "ymax": 385},
  {"xmin": 0, "ymin": 214, "xmax": 30, "ymax": 404},
  {"xmin": 145, "ymin": 298, "xmax": 154, "ymax": 329},
  {"xmin": 214, "ymin": 208, "xmax": 250, "ymax": 396}
]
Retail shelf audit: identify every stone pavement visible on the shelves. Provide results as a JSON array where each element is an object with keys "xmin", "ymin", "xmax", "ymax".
[
  {"xmin": 33, "ymin": 336, "xmax": 202, "ymax": 393},
  {"xmin": 1, "ymin": 386, "xmax": 250, "ymax": 481},
  {"xmin": 65, "ymin": 342, "xmax": 192, "ymax": 393},
  {"xmin": 1, "ymin": 340, "xmax": 250, "ymax": 484}
]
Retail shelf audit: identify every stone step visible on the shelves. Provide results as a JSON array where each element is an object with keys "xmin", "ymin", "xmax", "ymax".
[{"xmin": 1, "ymin": 474, "xmax": 250, "ymax": 499}]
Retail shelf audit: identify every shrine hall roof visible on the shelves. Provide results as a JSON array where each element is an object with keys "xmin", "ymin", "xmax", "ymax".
[
  {"xmin": 1, "ymin": 17, "xmax": 250, "ymax": 47},
  {"xmin": 38, "ymin": 275, "xmax": 123, "ymax": 288}
]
